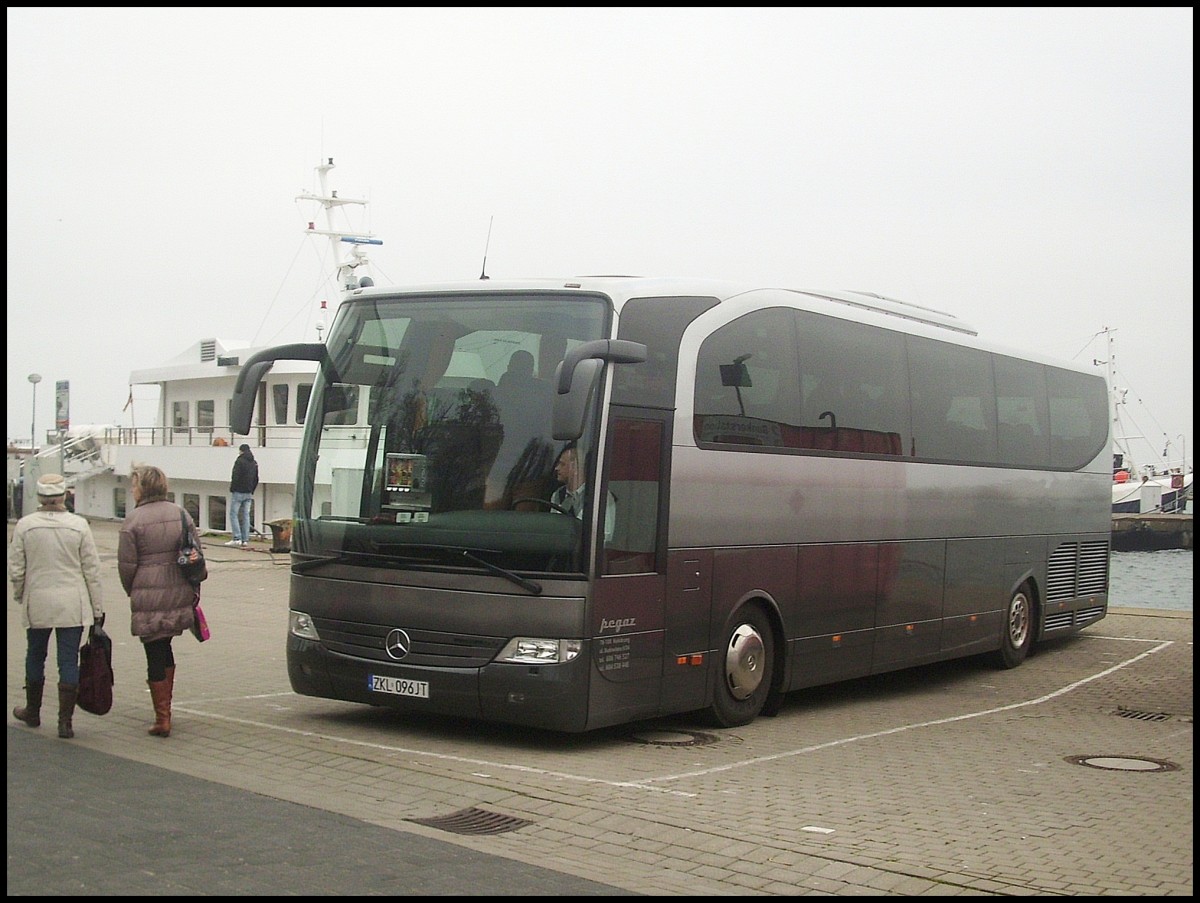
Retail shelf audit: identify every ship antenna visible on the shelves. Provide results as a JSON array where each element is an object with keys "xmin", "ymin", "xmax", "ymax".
[
  {"xmin": 315, "ymin": 299, "xmax": 329, "ymax": 342},
  {"xmin": 479, "ymin": 216, "xmax": 493, "ymax": 280},
  {"xmin": 297, "ymin": 158, "xmax": 381, "ymax": 297}
]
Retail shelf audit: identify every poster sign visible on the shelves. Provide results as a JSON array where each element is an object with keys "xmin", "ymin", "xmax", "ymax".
[
  {"xmin": 382, "ymin": 453, "xmax": 431, "ymax": 513},
  {"xmin": 55, "ymin": 380, "xmax": 70, "ymax": 432}
]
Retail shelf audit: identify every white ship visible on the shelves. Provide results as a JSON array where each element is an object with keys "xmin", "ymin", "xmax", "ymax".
[
  {"xmin": 21, "ymin": 159, "xmax": 378, "ymax": 542},
  {"xmin": 1101, "ymin": 327, "xmax": 1192, "ymax": 514}
]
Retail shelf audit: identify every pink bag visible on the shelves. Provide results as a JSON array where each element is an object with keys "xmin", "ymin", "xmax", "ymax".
[{"xmin": 190, "ymin": 593, "xmax": 211, "ymax": 643}]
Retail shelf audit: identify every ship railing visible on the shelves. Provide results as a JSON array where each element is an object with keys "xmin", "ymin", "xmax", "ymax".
[{"xmin": 92, "ymin": 424, "xmax": 306, "ymax": 449}]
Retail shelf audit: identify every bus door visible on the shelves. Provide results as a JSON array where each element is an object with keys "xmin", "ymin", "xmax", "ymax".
[{"xmin": 586, "ymin": 410, "xmax": 670, "ymax": 729}]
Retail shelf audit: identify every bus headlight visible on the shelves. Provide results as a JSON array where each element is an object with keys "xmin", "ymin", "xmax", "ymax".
[
  {"xmin": 496, "ymin": 637, "xmax": 581, "ymax": 664},
  {"xmin": 289, "ymin": 610, "xmax": 321, "ymax": 640}
]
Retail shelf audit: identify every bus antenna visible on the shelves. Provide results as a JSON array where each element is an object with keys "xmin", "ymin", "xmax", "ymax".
[{"xmin": 479, "ymin": 216, "xmax": 493, "ymax": 280}]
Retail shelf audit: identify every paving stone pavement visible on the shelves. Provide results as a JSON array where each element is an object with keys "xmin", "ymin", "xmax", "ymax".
[{"xmin": 8, "ymin": 519, "xmax": 1193, "ymax": 896}]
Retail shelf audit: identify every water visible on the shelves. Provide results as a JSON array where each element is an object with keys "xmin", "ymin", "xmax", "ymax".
[{"xmin": 1109, "ymin": 549, "xmax": 1193, "ymax": 611}]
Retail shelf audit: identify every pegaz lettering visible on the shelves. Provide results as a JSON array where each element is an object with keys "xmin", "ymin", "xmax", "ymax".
[{"xmin": 599, "ymin": 617, "xmax": 637, "ymax": 634}]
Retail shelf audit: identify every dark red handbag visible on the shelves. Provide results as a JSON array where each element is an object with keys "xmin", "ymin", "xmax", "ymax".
[{"xmin": 78, "ymin": 618, "xmax": 115, "ymax": 716}]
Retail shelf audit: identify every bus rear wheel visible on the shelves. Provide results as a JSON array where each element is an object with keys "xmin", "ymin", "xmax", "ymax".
[
  {"xmin": 709, "ymin": 605, "xmax": 774, "ymax": 728},
  {"xmin": 993, "ymin": 583, "xmax": 1035, "ymax": 669}
]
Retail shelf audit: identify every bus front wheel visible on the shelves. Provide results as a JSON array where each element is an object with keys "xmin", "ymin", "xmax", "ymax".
[
  {"xmin": 993, "ymin": 583, "xmax": 1035, "ymax": 669},
  {"xmin": 709, "ymin": 605, "xmax": 774, "ymax": 728}
]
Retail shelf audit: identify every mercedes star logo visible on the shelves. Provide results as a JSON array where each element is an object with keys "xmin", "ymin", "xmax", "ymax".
[{"xmin": 384, "ymin": 628, "xmax": 412, "ymax": 661}]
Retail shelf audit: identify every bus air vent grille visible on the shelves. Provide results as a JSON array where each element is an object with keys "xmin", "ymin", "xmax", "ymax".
[
  {"xmin": 406, "ymin": 807, "xmax": 533, "ymax": 835},
  {"xmin": 1045, "ymin": 540, "xmax": 1109, "ymax": 602},
  {"xmin": 1043, "ymin": 612, "xmax": 1074, "ymax": 631},
  {"xmin": 1043, "ymin": 605, "xmax": 1107, "ymax": 632}
]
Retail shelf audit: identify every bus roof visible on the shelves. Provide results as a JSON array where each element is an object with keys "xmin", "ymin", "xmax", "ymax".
[{"xmin": 344, "ymin": 276, "xmax": 977, "ymax": 335}]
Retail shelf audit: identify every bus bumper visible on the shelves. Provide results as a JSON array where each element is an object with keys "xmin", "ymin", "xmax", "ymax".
[{"xmin": 287, "ymin": 637, "xmax": 590, "ymax": 732}]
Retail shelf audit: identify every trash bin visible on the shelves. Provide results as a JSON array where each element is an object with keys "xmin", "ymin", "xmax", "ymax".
[{"xmin": 265, "ymin": 519, "xmax": 292, "ymax": 553}]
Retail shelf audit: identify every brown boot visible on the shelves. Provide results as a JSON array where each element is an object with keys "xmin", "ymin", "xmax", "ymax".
[
  {"xmin": 148, "ymin": 676, "xmax": 172, "ymax": 737},
  {"xmin": 57, "ymin": 683, "xmax": 78, "ymax": 739},
  {"xmin": 13, "ymin": 680, "xmax": 45, "ymax": 728}
]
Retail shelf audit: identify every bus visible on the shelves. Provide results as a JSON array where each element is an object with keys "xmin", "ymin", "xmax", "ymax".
[{"xmin": 232, "ymin": 277, "xmax": 1111, "ymax": 732}]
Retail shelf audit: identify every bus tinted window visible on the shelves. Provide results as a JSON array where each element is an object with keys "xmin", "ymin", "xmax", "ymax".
[
  {"xmin": 602, "ymin": 415, "xmax": 664, "ymax": 575},
  {"xmin": 908, "ymin": 336, "xmax": 997, "ymax": 463},
  {"xmin": 614, "ymin": 296, "xmax": 719, "ymax": 409},
  {"xmin": 694, "ymin": 309, "xmax": 1105, "ymax": 470},
  {"xmin": 995, "ymin": 355, "xmax": 1050, "ymax": 467},
  {"xmin": 1047, "ymin": 367, "xmax": 1109, "ymax": 468},
  {"xmin": 694, "ymin": 308, "xmax": 798, "ymax": 447},
  {"xmin": 795, "ymin": 311, "xmax": 909, "ymax": 456}
]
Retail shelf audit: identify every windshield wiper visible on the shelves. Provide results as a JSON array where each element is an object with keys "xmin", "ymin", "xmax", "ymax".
[
  {"xmin": 376, "ymin": 542, "xmax": 543, "ymax": 596},
  {"xmin": 291, "ymin": 550, "xmax": 401, "ymax": 574},
  {"xmin": 294, "ymin": 544, "xmax": 543, "ymax": 595},
  {"xmin": 374, "ymin": 541, "xmax": 543, "ymax": 595},
  {"xmin": 459, "ymin": 549, "xmax": 543, "ymax": 595}
]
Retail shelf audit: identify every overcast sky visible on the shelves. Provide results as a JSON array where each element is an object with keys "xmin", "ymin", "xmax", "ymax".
[{"xmin": 7, "ymin": 7, "xmax": 1193, "ymax": 471}]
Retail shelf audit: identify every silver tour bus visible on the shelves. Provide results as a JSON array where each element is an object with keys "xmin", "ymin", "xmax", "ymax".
[{"xmin": 232, "ymin": 277, "xmax": 1111, "ymax": 732}]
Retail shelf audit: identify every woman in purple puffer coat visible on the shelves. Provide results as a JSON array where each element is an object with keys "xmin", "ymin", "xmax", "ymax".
[{"xmin": 118, "ymin": 464, "xmax": 206, "ymax": 738}]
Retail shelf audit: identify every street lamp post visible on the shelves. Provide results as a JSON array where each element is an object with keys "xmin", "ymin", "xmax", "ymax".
[{"xmin": 27, "ymin": 373, "xmax": 42, "ymax": 452}]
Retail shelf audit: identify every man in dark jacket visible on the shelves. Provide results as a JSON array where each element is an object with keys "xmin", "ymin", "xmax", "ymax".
[{"xmin": 226, "ymin": 444, "xmax": 259, "ymax": 547}]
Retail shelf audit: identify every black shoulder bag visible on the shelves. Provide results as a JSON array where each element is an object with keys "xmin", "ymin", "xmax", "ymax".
[{"xmin": 177, "ymin": 509, "xmax": 208, "ymax": 586}]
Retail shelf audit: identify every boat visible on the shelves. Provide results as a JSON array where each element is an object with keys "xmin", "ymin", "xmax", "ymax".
[
  {"xmin": 1101, "ymin": 327, "xmax": 1192, "ymax": 514},
  {"xmin": 24, "ymin": 159, "xmax": 378, "ymax": 540}
]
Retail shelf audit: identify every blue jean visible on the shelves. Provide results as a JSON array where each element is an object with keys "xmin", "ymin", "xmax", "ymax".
[
  {"xmin": 230, "ymin": 491, "xmax": 254, "ymax": 542},
  {"xmin": 25, "ymin": 626, "xmax": 84, "ymax": 685}
]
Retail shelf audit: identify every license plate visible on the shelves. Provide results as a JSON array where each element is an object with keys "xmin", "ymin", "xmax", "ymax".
[{"xmin": 369, "ymin": 675, "xmax": 430, "ymax": 698}]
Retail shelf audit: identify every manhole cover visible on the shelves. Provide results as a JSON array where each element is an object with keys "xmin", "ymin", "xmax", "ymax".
[
  {"xmin": 1065, "ymin": 755, "xmax": 1180, "ymax": 773},
  {"xmin": 627, "ymin": 729, "xmax": 719, "ymax": 747}
]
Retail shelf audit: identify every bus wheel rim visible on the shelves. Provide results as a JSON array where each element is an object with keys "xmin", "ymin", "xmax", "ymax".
[
  {"xmin": 726, "ymin": 623, "xmax": 765, "ymax": 700},
  {"xmin": 1008, "ymin": 594, "xmax": 1030, "ymax": 647}
]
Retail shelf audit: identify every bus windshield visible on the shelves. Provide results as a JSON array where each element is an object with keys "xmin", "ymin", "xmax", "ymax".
[{"xmin": 294, "ymin": 291, "xmax": 611, "ymax": 578}]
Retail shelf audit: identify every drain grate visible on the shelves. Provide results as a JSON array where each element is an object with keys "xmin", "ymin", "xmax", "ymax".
[
  {"xmin": 406, "ymin": 807, "xmax": 533, "ymax": 835},
  {"xmin": 1115, "ymin": 707, "xmax": 1171, "ymax": 722}
]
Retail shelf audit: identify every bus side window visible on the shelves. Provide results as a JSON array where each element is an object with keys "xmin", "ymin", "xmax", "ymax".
[{"xmin": 602, "ymin": 417, "xmax": 664, "ymax": 575}]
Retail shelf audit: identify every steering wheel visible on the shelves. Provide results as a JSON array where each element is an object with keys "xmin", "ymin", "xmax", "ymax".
[{"xmin": 510, "ymin": 497, "xmax": 571, "ymax": 515}]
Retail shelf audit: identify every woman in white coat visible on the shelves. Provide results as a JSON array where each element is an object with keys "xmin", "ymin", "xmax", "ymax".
[{"xmin": 9, "ymin": 473, "xmax": 104, "ymax": 738}]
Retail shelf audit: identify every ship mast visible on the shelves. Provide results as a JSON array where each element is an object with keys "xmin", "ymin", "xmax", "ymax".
[
  {"xmin": 297, "ymin": 158, "xmax": 382, "ymax": 298},
  {"xmin": 1100, "ymin": 327, "xmax": 1133, "ymax": 475}
]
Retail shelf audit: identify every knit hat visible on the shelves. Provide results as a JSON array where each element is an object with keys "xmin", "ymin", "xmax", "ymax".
[
  {"xmin": 36, "ymin": 473, "xmax": 67, "ymax": 497},
  {"xmin": 239, "ymin": 444, "xmax": 251, "ymax": 453}
]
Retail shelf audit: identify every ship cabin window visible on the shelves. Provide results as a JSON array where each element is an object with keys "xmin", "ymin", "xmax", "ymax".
[
  {"xmin": 197, "ymin": 400, "xmax": 215, "ymax": 434},
  {"xmin": 172, "ymin": 401, "xmax": 189, "ymax": 433},
  {"xmin": 209, "ymin": 495, "xmax": 227, "ymax": 535},
  {"xmin": 113, "ymin": 487, "xmax": 127, "ymax": 519},
  {"xmin": 182, "ymin": 493, "xmax": 200, "ymax": 526},
  {"xmin": 324, "ymin": 385, "xmax": 360, "ymax": 426},
  {"xmin": 296, "ymin": 384, "xmax": 313, "ymax": 424},
  {"xmin": 272, "ymin": 385, "xmax": 289, "ymax": 425}
]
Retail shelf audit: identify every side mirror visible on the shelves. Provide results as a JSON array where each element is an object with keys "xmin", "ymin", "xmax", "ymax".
[
  {"xmin": 550, "ymin": 339, "xmax": 648, "ymax": 440},
  {"xmin": 232, "ymin": 343, "xmax": 330, "ymax": 435},
  {"xmin": 552, "ymin": 359, "xmax": 603, "ymax": 440},
  {"xmin": 555, "ymin": 339, "xmax": 647, "ymax": 394}
]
